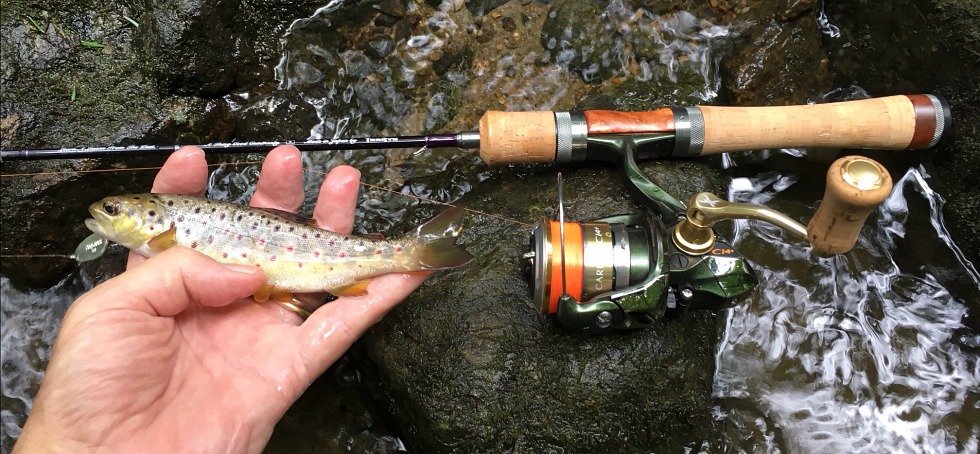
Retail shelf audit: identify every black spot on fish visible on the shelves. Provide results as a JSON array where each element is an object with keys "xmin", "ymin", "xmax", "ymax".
[
  {"xmin": 288, "ymin": 227, "xmax": 295, "ymax": 232},
  {"xmin": 194, "ymin": 207, "xmax": 201, "ymax": 214},
  {"xmin": 220, "ymin": 213, "xmax": 226, "ymax": 220},
  {"xmin": 184, "ymin": 228, "xmax": 191, "ymax": 235},
  {"xmin": 167, "ymin": 200, "xmax": 174, "ymax": 207},
  {"xmin": 133, "ymin": 196, "xmax": 141, "ymax": 200},
  {"xmin": 301, "ymin": 233, "xmax": 308, "ymax": 239},
  {"xmin": 236, "ymin": 215, "xmax": 243, "ymax": 222},
  {"xmin": 274, "ymin": 225, "xmax": 281, "ymax": 232},
  {"xmin": 315, "ymin": 233, "xmax": 321, "ymax": 239},
  {"xmin": 148, "ymin": 210, "xmax": 156, "ymax": 217},
  {"xmin": 191, "ymin": 242, "xmax": 198, "ymax": 249}
]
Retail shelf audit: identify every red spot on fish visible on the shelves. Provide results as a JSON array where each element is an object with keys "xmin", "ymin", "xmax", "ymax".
[
  {"xmin": 149, "ymin": 226, "xmax": 155, "ymax": 231},
  {"xmin": 286, "ymin": 246, "xmax": 294, "ymax": 252},
  {"xmin": 395, "ymin": 247, "xmax": 402, "ymax": 252},
  {"xmin": 242, "ymin": 253, "xmax": 248, "ymax": 258},
  {"xmin": 255, "ymin": 263, "xmax": 261, "ymax": 267},
  {"xmin": 190, "ymin": 242, "xmax": 198, "ymax": 249},
  {"xmin": 297, "ymin": 263, "xmax": 304, "ymax": 268},
  {"xmin": 207, "ymin": 235, "xmax": 214, "ymax": 244},
  {"xmin": 313, "ymin": 251, "xmax": 320, "ymax": 257},
  {"xmin": 270, "ymin": 255, "xmax": 277, "ymax": 262},
  {"xmin": 338, "ymin": 252, "xmax": 346, "ymax": 258},
  {"xmin": 222, "ymin": 253, "xmax": 228, "ymax": 259},
  {"xmin": 358, "ymin": 264, "xmax": 363, "ymax": 268},
  {"xmin": 258, "ymin": 239, "xmax": 265, "ymax": 246},
  {"xmin": 236, "ymin": 234, "xmax": 243, "ymax": 241},
  {"xmin": 375, "ymin": 249, "xmax": 382, "ymax": 255}
]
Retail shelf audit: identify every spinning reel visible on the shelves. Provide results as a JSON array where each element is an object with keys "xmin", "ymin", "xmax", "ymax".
[{"xmin": 522, "ymin": 134, "xmax": 893, "ymax": 332}]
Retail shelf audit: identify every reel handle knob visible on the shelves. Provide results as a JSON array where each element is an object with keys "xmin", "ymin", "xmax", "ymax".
[{"xmin": 807, "ymin": 156, "xmax": 893, "ymax": 255}]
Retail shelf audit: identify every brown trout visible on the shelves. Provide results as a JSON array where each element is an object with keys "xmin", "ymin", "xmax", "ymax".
[{"xmin": 85, "ymin": 194, "xmax": 473, "ymax": 301}]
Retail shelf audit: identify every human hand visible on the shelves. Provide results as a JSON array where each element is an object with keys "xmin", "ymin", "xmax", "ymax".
[{"xmin": 16, "ymin": 146, "xmax": 429, "ymax": 453}]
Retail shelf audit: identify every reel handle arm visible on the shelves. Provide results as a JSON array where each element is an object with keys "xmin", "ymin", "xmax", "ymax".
[{"xmin": 672, "ymin": 156, "xmax": 893, "ymax": 256}]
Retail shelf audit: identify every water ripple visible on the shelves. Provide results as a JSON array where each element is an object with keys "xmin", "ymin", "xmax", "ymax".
[{"xmin": 714, "ymin": 167, "xmax": 980, "ymax": 452}]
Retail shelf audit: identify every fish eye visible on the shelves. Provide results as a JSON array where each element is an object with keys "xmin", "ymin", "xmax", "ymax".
[{"xmin": 103, "ymin": 202, "xmax": 117, "ymax": 215}]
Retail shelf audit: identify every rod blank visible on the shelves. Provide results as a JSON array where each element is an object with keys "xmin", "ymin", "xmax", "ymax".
[{"xmin": 0, "ymin": 134, "xmax": 467, "ymax": 162}]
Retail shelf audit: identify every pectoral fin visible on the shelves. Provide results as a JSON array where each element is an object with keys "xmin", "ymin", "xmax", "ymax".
[
  {"xmin": 147, "ymin": 227, "xmax": 178, "ymax": 253},
  {"xmin": 329, "ymin": 279, "xmax": 372, "ymax": 297}
]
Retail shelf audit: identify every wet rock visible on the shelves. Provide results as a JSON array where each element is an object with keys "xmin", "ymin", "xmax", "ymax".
[
  {"xmin": 374, "ymin": 12, "xmax": 402, "ymax": 28},
  {"xmin": 366, "ymin": 35, "xmax": 397, "ymax": 59},
  {"xmin": 720, "ymin": 16, "xmax": 831, "ymax": 105},
  {"xmin": 465, "ymin": 0, "xmax": 513, "ymax": 16},
  {"xmin": 473, "ymin": 17, "xmax": 497, "ymax": 43},
  {"xmin": 365, "ymin": 165, "xmax": 723, "ymax": 453},
  {"xmin": 233, "ymin": 93, "xmax": 319, "ymax": 142},
  {"xmin": 376, "ymin": 0, "xmax": 410, "ymax": 18},
  {"xmin": 539, "ymin": 0, "xmax": 620, "ymax": 83}
]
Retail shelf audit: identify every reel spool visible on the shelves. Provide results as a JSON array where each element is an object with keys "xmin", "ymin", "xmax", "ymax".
[{"xmin": 527, "ymin": 219, "xmax": 652, "ymax": 315}]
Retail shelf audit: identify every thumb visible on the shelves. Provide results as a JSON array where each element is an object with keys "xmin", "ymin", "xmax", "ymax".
[{"xmin": 73, "ymin": 247, "xmax": 266, "ymax": 318}]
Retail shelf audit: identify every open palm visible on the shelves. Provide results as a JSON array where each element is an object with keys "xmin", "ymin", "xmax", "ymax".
[{"xmin": 17, "ymin": 146, "xmax": 428, "ymax": 453}]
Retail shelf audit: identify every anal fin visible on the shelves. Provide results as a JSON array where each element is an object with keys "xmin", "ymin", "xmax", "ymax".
[
  {"xmin": 253, "ymin": 283, "xmax": 293, "ymax": 303},
  {"xmin": 329, "ymin": 279, "xmax": 372, "ymax": 297}
]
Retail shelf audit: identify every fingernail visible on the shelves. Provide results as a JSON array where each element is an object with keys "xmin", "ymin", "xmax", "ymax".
[{"xmin": 223, "ymin": 263, "xmax": 261, "ymax": 275}]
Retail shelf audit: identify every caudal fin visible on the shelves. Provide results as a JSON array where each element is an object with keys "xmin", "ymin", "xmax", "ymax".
[{"xmin": 413, "ymin": 206, "xmax": 474, "ymax": 270}]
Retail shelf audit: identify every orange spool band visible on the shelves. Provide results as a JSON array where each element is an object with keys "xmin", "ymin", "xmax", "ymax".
[{"xmin": 547, "ymin": 221, "xmax": 585, "ymax": 314}]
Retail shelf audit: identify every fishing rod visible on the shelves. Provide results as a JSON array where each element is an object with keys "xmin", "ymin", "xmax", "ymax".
[{"xmin": 0, "ymin": 94, "xmax": 952, "ymax": 163}]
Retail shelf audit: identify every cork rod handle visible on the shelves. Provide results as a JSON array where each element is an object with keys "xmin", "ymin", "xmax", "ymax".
[
  {"xmin": 697, "ymin": 95, "xmax": 948, "ymax": 155},
  {"xmin": 807, "ymin": 156, "xmax": 893, "ymax": 255}
]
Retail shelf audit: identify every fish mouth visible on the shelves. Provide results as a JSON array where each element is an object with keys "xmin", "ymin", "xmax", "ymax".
[
  {"xmin": 85, "ymin": 202, "xmax": 113, "ymax": 236},
  {"xmin": 84, "ymin": 218, "xmax": 109, "ymax": 236}
]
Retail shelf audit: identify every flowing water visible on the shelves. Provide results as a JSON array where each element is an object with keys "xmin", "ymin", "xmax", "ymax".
[
  {"xmin": 712, "ymin": 163, "xmax": 980, "ymax": 452},
  {"xmin": 2, "ymin": 1, "xmax": 978, "ymax": 452}
]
